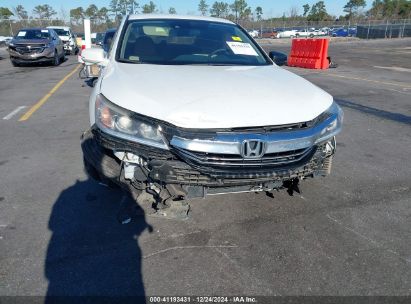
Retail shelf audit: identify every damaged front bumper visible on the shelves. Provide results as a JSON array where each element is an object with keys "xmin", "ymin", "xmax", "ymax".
[{"xmin": 81, "ymin": 125, "xmax": 337, "ymax": 200}]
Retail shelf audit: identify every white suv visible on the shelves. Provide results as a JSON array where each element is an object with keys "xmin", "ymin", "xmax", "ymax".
[
  {"xmin": 80, "ymin": 15, "xmax": 343, "ymax": 216},
  {"xmin": 47, "ymin": 26, "xmax": 78, "ymax": 55}
]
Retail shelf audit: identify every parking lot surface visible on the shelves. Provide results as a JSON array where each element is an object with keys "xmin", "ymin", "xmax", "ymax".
[{"xmin": 0, "ymin": 38, "xmax": 410, "ymax": 297}]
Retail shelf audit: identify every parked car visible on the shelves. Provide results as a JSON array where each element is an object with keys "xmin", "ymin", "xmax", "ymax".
[
  {"xmin": 247, "ymin": 29, "xmax": 259, "ymax": 38},
  {"xmin": 75, "ymin": 32, "xmax": 85, "ymax": 48},
  {"xmin": 260, "ymin": 29, "xmax": 278, "ymax": 39},
  {"xmin": 102, "ymin": 29, "xmax": 117, "ymax": 53},
  {"xmin": 268, "ymin": 50, "xmax": 287, "ymax": 66},
  {"xmin": 4, "ymin": 37, "xmax": 12, "ymax": 46},
  {"xmin": 331, "ymin": 27, "xmax": 357, "ymax": 37},
  {"xmin": 80, "ymin": 15, "xmax": 343, "ymax": 217},
  {"xmin": 0, "ymin": 36, "xmax": 13, "ymax": 47},
  {"xmin": 276, "ymin": 29, "xmax": 297, "ymax": 38},
  {"xmin": 8, "ymin": 28, "xmax": 65, "ymax": 66},
  {"xmin": 47, "ymin": 26, "xmax": 79, "ymax": 55},
  {"xmin": 314, "ymin": 29, "xmax": 327, "ymax": 36},
  {"xmin": 95, "ymin": 32, "xmax": 105, "ymax": 46},
  {"xmin": 295, "ymin": 29, "xmax": 317, "ymax": 38}
]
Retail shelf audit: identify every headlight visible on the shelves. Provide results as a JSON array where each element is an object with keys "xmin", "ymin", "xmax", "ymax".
[
  {"xmin": 314, "ymin": 101, "xmax": 343, "ymax": 144},
  {"xmin": 95, "ymin": 94, "xmax": 169, "ymax": 150}
]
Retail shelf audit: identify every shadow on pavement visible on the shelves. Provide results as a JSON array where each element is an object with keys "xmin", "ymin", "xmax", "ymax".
[
  {"xmin": 336, "ymin": 98, "xmax": 411, "ymax": 125},
  {"xmin": 45, "ymin": 164, "xmax": 152, "ymax": 300}
]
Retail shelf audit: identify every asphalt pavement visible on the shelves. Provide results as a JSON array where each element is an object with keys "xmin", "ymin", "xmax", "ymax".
[{"xmin": 0, "ymin": 39, "xmax": 410, "ymax": 298}]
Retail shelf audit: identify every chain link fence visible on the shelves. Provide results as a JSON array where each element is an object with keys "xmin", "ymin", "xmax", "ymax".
[
  {"xmin": 238, "ymin": 18, "xmax": 411, "ymax": 39},
  {"xmin": 357, "ymin": 19, "xmax": 411, "ymax": 39},
  {"xmin": 0, "ymin": 18, "xmax": 117, "ymax": 37},
  {"xmin": 1, "ymin": 17, "xmax": 410, "ymax": 39}
]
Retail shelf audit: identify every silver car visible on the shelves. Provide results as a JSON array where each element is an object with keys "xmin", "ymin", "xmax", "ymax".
[{"xmin": 8, "ymin": 28, "xmax": 65, "ymax": 67}]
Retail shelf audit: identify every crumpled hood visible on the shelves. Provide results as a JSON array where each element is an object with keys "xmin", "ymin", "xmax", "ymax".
[
  {"xmin": 58, "ymin": 35, "xmax": 70, "ymax": 42},
  {"xmin": 100, "ymin": 62, "xmax": 333, "ymax": 129}
]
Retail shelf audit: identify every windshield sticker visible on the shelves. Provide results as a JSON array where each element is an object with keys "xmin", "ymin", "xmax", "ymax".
[
  {"xmin": 41, "ymin": 30, "xmax": 48, "ymax": 33},
  {"xmin": 232, "ymin": 36, "xmax": 242, "ymax": 42},
  {"xmin": 17, "ymin": 31, "xmax": 26, "ymax": 37},
  {"xmin": 226, "ymin": 42, "xmax": 258, "ymax": 56}
]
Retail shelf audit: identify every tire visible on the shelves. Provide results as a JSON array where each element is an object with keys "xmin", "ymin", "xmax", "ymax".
[
  {"xmin": 10, "ymin": 59, "xmax": 19, "ymax": 67},
  {"xmin": 309, "ymin": 34, "xmax": 314, "ymax": 38},
  {"xmin": 81, "ymin": 135, "xmax": 121, "ymax": 189},
  {"xmin": 61, "ymin": 51, "xmax": 66, "ymax": 63},
  {"xmin": 52, "ymin": 50, "xmax": 59, "ymax": 66}
]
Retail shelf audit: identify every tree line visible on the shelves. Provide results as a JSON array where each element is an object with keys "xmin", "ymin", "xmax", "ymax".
[{"xmin": 0, "ymin": 0, "xmax": 410, "ymax": 23}]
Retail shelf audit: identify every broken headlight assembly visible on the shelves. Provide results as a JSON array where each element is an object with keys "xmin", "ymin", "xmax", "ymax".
[
  {"xmin": 314, "ymin": 101, "xmax": 343, "ymax": 144},
  {"xmin": 95, "ymin": 94, "xmax": 169, "ymax": 150}
]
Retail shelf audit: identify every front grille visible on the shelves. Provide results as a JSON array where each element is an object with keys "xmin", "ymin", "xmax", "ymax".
[
  {"xmin": 173, "ymin": 146, "xmax": 315, "ymax": 169},
  {"xmin": 15, "ymin": 45, "xmax": 44, "ymax": 54},
  {"xmin": 148, "ymin": 153, "xmax": 323, "ymax": 186}
]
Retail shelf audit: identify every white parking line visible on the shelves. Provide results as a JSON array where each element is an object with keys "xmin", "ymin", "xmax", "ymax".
[
  {"xmin": 2, "ymin": 106, "xmax": 26, "ymax": 120},
  {"xmin": 374, "ymin": 66, "xmax": 411, "ymax": 73}
]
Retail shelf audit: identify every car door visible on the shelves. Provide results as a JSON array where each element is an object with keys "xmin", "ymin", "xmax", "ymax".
[
  {"xmin": 58, "ymin": 32, "xmax": 64, "ymax": 55},
  {"xmin": 52, "ymin": 31, "xmax": 62, "ymax": 55}
]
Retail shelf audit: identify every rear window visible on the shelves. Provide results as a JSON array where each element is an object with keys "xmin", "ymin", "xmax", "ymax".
[{"xmin": 53, "ymin": 29, "xmax": 70, "ymax": 36}]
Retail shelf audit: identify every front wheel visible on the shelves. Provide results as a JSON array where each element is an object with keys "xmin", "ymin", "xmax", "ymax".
[
  {"xmin": 52, "ymin": 50, "xmax": 59, "ymax": 66},
  {"xmin": 10, "ymin": 59, "xmax": 19, "ymax": 67}
]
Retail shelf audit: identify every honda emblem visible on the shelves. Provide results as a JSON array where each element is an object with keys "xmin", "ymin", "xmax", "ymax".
[{"xmin": 241, "ymin": 140, "xmax": 266, "ymax": 158}]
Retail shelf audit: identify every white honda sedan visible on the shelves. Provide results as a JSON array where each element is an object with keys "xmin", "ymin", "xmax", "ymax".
[{"xmin": 81, "ymin": 15, "xmax": 343, "ymax": 215}]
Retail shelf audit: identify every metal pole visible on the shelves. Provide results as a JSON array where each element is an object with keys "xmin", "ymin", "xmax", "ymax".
[
  {"xmin": 385, "ymin": 19, "xmax": 388, "ymax": 38},
  {"xmin": 366, "ymin": 20, "xmax": 371, "ymax": 39},
  {"xmin": 260, "ymin": 23, "xmax": 262, "ymax": 39},
  {"xmin": 9, "ymin": 19, "xmax": 14, "ymax": 36},
  {"xmin": 402, "ymin": 19, "xmax": 406, "ymax": 38}
]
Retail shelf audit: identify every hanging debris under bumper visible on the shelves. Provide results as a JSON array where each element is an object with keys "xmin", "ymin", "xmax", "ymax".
[{"xmin": 81, "ymin": 127, "xmax": 336, "ymax": 200}]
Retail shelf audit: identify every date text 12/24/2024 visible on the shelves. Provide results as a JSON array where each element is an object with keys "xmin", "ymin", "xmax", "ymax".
[{"xmin": 149, "ymin": 296, "xmax": 257, "ymax": 303}]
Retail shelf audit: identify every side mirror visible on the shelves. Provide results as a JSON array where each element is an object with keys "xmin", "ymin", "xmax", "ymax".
[
  {"xmin": 81, "ymin": 48, "xmax": 109, "ymax": 66},
  {"xmin": 269, "ymin": 51, "xmax": 287, "ymax": 66}
]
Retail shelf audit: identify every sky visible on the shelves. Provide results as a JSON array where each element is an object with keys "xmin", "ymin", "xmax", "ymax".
[{"xmin": 1, "ymin": 0, "xmax": 370, "ymax": 18}]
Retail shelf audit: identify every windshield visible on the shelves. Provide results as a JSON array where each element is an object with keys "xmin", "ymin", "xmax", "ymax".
[
  {"xmin": 53, "ymin": 29, "xmax": 70, "ymax": 36},
  {"xmin": 15, "ymin": 29, "xmax": 50, "ymax": 40},
  {"xmin": 117, "ymin": 19, "xmax": 270, "ymax": 66}
]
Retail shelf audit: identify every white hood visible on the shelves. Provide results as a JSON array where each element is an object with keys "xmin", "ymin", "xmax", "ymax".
[
  {"xmin": 100, "ymin": 62, "xmax": 333, "ymax": 129},
  {"xmin": 58, "ymin": 35, "xmax": 70, "ymax": 42}
]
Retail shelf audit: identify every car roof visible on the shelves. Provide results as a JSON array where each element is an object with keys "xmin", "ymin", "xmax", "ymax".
[
  {"xmin": 47, "ymin": 26, "xmax": 70, "ymax": 30},
  {"xmin": 20, "ymin": 28, "xmax": 51, "ymax": 31},
  {"xmin": 127, "ymin": 14, "xmax": 234, "ymax": 25}
]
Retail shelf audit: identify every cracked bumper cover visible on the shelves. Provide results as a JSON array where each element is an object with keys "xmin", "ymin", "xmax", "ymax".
[{"xmin": 81, "ymin": 126, "xmax": 336, "ymax": 197}]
